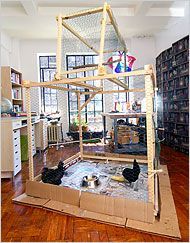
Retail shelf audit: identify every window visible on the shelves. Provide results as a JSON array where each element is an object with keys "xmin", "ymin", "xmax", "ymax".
[
  {"xmin": 67, "ymin": 55, "xmax": 103, "ymax": 131},
  {"xmin": 39, "ymin": 55, "xmax": 58, "ymax": 113}
]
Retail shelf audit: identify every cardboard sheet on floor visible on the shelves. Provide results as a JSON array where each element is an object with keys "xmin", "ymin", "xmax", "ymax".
[
  {"xmin": 12, "ymin": 165, "xmax": 181, "ymax": 239},
  {"xmin": 12, "ymin": 193, "xmax": 49, "ymax": 207},
  {"xmin": 43, "ymin": 200, "xmax": 126, "ymax": 226},
  {"xmin": 126, "ymin": 165, "xmax": 181, "ymax": 239}
]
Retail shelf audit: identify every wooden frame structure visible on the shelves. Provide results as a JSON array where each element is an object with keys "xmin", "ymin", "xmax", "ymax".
[{"xmin": 23, "ymin": 2, "xmax": 157, "ymax": 216}]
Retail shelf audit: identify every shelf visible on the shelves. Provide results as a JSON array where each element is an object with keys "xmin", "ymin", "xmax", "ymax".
[
  {"xmin": 173, "ymin": 48, "xmax": 189, "ymax": 56},
  {"xmin": 163, "ymin": 110, "xmax": 188, "ymax": 113},
  {"xmin": 164, "ymin": 131, "xmax": 188, "ymax": 138},
  {"xmin": 163, "ymin": 98, "xmax": 189, "ymax": 103},
  {"xmin": 164, "ymin": 121, "xmax": 188, "ymax": 126}
]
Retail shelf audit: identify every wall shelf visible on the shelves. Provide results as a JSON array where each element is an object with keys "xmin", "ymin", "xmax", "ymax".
[{"xmin": 156, "ymin": 35, "xmax": 189, "ymax": 154}]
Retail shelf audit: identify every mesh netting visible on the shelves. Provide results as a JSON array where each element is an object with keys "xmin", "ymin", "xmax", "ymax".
[{"xmin": 60, "ymin": 9, "xmax": 124, "ymax": 75}]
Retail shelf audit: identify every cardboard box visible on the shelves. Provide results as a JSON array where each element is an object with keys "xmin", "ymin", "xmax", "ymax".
[
  {"xmin": 132, "ymin": 135, "xmax": 139, "ymax": 143},
  {"xmin": 118, "ymin": 135, "xmax": 130, "ymax": 144}
]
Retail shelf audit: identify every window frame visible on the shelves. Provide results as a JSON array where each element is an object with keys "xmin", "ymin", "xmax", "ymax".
[
  {"xmin": 66, "ymin": 54, "xmax": 104, "ymax": 130},
  {"xmin": 39, "ymin": 55, "xmax": 58, "ymax": 113}
]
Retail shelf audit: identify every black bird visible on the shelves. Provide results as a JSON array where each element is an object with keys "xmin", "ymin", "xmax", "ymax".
[
  {"xmin": 41, "ymin": 161, "xmax": 65, "ymax": 185},
  {"xmin": 122, "ymin": 159, "xmax": 140, "ymax": 184}
]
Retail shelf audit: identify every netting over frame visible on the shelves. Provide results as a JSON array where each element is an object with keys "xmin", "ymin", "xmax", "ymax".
[{"xmin": 59, "ymin": 7, "xmax": 125, "ymax": 76}]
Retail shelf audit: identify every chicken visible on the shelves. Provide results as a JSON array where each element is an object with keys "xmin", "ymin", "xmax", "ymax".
[
  {"xmin": 122, "ymin": 159, "xmax": 140, "ymax": 184},
  {"xmin": 41, "ymin": 161, "xmax": 65, "ymax": 185}
]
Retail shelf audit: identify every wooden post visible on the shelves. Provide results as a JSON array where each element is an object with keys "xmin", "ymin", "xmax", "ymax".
[
  {"xmin": 25, "ymin": 85, "xmax": 34, "ymax": 181},
  {"xmin": 98, "ymin": 2, "xmax": 107, "ymax": 75},
  {"xmin": 56, "ymin": 14, "xmax": 62, "ymax": 80},
  {"xmin": 77, "ymin": 92, "xmax": 83, "ymax": 159},
  {"xmin": 144, "ymin": 64, "xmax": 155, "ymax": 204}
]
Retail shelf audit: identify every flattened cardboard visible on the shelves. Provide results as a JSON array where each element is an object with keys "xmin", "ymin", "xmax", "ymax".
[
  {"xmin": 43, "ymin": 200, "xmax": 126, "ymax": 226},
  {"xmin": 26, "ymin": 180, "xmax": 80, "ymax": 206},
  {"xmin": 80, "ymin": 191, "xmax": 154, "ymax": 223},
  {"xmin": 12, "ymin": 193, "xmax": 49, "ymax": 207},
  {"xmin": 126, "ymin": 165, "xmax": 181, "ymax": 239},
  {"xmin": 12, "ymin": 165, "xmax": 181, "ymax": 238},
  {"xmin": 43, "ymin": 200, "xmax": 83, "ymax": 216}
]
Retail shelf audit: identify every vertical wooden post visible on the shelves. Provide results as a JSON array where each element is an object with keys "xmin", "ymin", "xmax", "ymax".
[
  {"xmin": 145, "ymin": 64, "xmax": 155, "ymax": 204},
  {"xmin": 77, "ymin": 92, "xmax": 83, "ymax": 159},
  {"xmin": 25, "ymin": 85, "xmax": 34, "ymax": 181},
  {"xmin": 123, "ymin": 50, "xmax": 128, "ymax": 101},
  {"xmin": 98, "ymin": 2, "xmax": 107, "ymax": 75},
  {"xmin": 56, "ymin": 14, "xmax": 62, "ymax": 80}
]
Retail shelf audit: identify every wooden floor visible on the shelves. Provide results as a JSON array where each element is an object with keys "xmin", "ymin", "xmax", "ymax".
[{"xmin": 1, "ymin": 145, "xmax": 189, "ymax": 242}]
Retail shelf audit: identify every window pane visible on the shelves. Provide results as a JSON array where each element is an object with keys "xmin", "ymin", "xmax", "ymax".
[
  {"xmin": 43, "ymin": 69, "xmax": 50, "ymax": 81},
  {"xmin": 45, "ymin": 95, "xmax": 51, "ymax": 105},
  {"xmin": 70, "ymin": 92, "xmax": 77, "ymax": 102},
  {"xmin": 40, "ymin": 56, "xmax": 48, "ymax": 68},
  {"xmin": 44, "ymin": 88, "xmax": 50, "ymax": 93},
  {"xmin": 76, "ymin": 56, "xmax": 84, "ymax": 66},
  {"xmin": 68, "ymin": 56, "xmax": 76, "ymax": 67},
  {"xmin": 51, "ymin": 94, "xmax": 57, "ymax": 105},
  {"xmin": 85, "ymin": 56, "xmax": 93, "ymax": 64},
  {"xmin": 95, "ymin": 100, "xmax": 102, "ymax": 111},
  {"xmin": 49, "ymin": 56, "xmax": 56, "ymax": 68},
  {"xmin": 87, "ymin": 101, "xmax": 94, "ymax": 111},
  {"xmin": 70, "ymin": 102, "xmax": 77, "ymax": 111},
  {"xmin": 94, "ymin": 94, "xmax": 102, "ymax": 100}
]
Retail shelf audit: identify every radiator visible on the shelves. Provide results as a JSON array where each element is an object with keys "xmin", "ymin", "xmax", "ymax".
[{"xmin": 47, "ymin": 124, "xmax": 62, "ymax": 143}]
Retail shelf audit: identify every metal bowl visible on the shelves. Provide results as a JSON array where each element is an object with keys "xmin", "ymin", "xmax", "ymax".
[{"xmin": 81, "ymin": 175, "xmax": 100, "ymax": 189}]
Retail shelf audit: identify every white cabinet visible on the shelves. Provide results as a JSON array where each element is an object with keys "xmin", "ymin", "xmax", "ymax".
[
  {"xmin": 1, "ymin": 117, "xmax": 40, "ymax": 179},
  {"xmin": 1, "ymin": 119, "xmax": 22, "ymax": 178}
]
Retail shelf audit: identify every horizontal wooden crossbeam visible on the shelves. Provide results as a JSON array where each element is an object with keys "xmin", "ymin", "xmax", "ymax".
[
  {"xmin": 80, "ymin": 88, "xmax": 145, "ymax": 95},
  {"xmin": 23, "ymin": 69, "xmax": 151, "ymax": 88},
  {"xmin": 59, "ymin": 7, "xmax": 103, "ymax": 20}
]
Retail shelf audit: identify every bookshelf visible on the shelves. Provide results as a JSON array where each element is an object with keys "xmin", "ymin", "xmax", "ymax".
[
  {"xmin": 1, "ymin": 66, "xmax": 23, "ymax": 112},
  {"xmin": 156, "ymin": 36, "xmax": 189, "ymax": 154}
]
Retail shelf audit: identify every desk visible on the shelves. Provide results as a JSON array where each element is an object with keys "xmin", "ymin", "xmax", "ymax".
[
  {"xmin": 1, "ymin": 116, "xmax": 48, "ymax": 179},
  {"xmin": 101, "ymin": 112, "xmax": 147, "ymax": 154}
]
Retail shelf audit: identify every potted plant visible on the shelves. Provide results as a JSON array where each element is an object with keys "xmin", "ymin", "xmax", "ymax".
[{"xmin": 82, "ymin": 120, "xmax": 88, "ymax": 132}]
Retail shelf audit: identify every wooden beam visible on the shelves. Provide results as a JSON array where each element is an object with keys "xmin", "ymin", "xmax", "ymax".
[
  {"xmin": 82, "ymin": 154, "xmax": 147, "ymax": 164},
  {"xmin": 77, "ymin": 93, "xmax": 83, "ymax": 159},
  {"xmin": 80, "ymin": 93, "xmax": 97, "ymax": 111},
  {"xmin": 80, "ymin": 88, "xmax": 145, "ymax": 95},
  {"xmin": 60, "ymin": 66, "xmax": 98, "ymax": 76},
  {"xmin": 107, "ymin": 77, "xmax": 128, "ymax": 89},
  {"xmin": 98, "ymin": 2, "xmax": 108, "ymax": 73},
  {"xmin": 55, "ymin": 13, "xmax": 62, "ymax": 80},
  {"xmin": 106, "ymin": 5, "xmax": 127, "ymax": 51},
  {"xmin": 22, "ymin": 69, "xmax": 151, "ymax": 88},
  {"xmin": 73, "ymin": 58, "xmax": 121, "ymax": 69},
  {"xmin": 42, "ymin": 84, "xmax": 77, "ymax": 93},
  {"xmin": 60, "ymin": 7, "xmax": 103, "ymax": 20},
  {"xmin": 71, "ymin": 82, "xmax": 102, "ymax": 91},
  {"xmin": 61, "ymin": 20, "xmax": 99, "ymax": 54}
]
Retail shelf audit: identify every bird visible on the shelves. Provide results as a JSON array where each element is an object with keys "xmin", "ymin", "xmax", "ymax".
[
  {"xmin": 122, "ymin": 159, "xmax": 140, "ymax": 184},
  {"xmin": 41, "ymin": 160, "xmax": 65, "ymax": 185}
]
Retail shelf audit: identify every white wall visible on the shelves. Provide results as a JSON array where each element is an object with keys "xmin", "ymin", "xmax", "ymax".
[
  {"xmin": 20, "ymin": 39, "xmax": 56, "ymax": 114},
  {"xmin": 155, "ymin": 3, "xmax": 189, "ymax": 55},
  {"xmin": 1, "ymin": 31, "xmax": 21, "ymax": 71}
]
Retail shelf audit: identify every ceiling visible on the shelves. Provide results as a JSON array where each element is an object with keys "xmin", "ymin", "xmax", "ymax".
[{"xmin": 1, "ymin": 0, "xmax": 189, "ymax": 39}]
